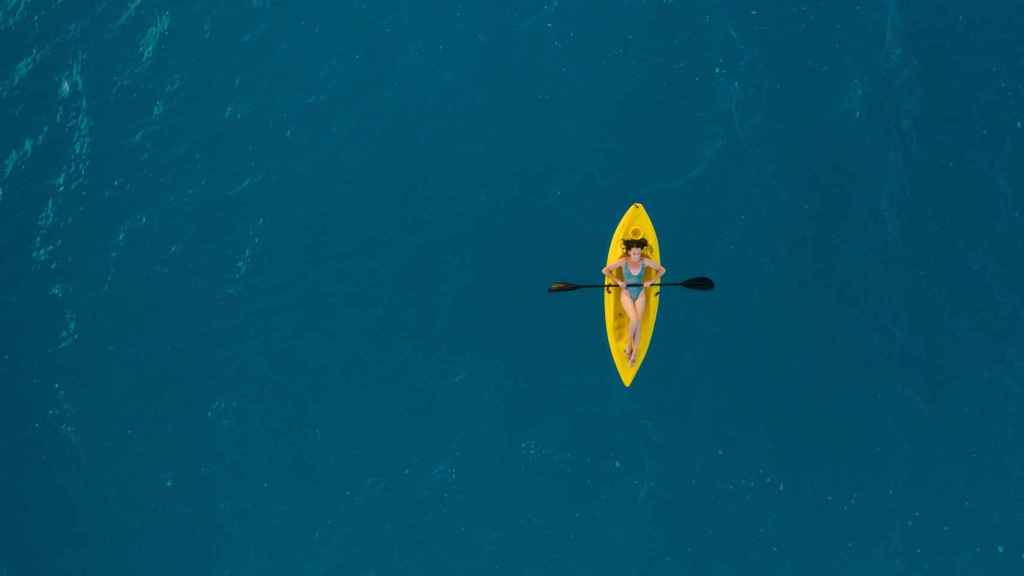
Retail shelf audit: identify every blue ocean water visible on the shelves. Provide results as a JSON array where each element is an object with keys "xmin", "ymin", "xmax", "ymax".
[{"xmin": 2, "ymin": 0, "xmax": 1023, "ymax": 574}]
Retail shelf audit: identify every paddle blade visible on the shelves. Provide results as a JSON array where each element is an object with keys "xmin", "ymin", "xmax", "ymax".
[
  {"xmin": 548, "ymin": 282, "xmax": 581, "ymax": 293},
  {"xmin": 681, "ymin": 276, "xmax": 715, "ymax": 290}
]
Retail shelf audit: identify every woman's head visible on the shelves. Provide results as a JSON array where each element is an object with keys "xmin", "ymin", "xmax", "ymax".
[{"xmin": 622, "ymin": 237, "xmax": 648, "ymax": 259}]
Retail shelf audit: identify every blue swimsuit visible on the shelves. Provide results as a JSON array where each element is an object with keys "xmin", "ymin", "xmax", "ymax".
[{"xmin": 622, "ymin": 261, "xmax": 645, "ymax": 301}]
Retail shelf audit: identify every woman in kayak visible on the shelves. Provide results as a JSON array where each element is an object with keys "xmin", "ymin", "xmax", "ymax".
[{"xmin": 601, "ymin": 238, "xmax": 666, "ymax": 366}]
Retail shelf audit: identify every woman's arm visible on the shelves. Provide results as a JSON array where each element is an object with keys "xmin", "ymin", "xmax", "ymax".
[
  {"xmin": 601, "ymin": 259, "xmax": 627, "ymax": 287},
  {"xmin": 644, "ymin": 259, "xmax": 666, "ymax": 287}
]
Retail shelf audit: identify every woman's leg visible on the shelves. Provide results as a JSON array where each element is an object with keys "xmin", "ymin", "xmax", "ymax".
[
  {"xmin": 630, "ymin": 292, "xmax": 647, "ymax": 364},
  {"xmin": 620, "ymin": 290, "xmax": 638, "ymax": 357}
]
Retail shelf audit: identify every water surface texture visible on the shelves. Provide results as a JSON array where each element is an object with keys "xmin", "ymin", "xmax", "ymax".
[{"xmin": 2, "ymin": 1, "xmax": 1023, "ymax": 574}]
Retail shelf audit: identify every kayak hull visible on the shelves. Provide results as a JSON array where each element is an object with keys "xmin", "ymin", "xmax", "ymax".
[{"xmin": 604, "ymin": 203, "xmax": 660, "ymax": 387}]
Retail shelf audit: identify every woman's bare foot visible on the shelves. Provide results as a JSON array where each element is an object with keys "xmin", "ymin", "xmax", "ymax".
[{"xmin": 628, "ymin": 347, "xmax": 637, "ymax": 366}]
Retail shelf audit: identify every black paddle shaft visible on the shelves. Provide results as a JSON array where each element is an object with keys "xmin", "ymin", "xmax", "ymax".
[{"xmin": 548, "ymin": 277, "xmax": 715, "ymax": 293}]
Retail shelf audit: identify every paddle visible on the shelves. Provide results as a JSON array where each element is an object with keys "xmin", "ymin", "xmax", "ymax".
[{"xmin": 548, "ymin": 276, "xmax": 715, "ymax": 293}]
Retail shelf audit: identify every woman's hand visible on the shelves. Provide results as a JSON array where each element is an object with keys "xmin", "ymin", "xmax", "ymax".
[
  {"xmin": 617, "ymin": 279, "xmax": 627, "ymax": 289},
  {"xmin": 643, "ymin": 280, "xmax": 654, "ymax": 289}
]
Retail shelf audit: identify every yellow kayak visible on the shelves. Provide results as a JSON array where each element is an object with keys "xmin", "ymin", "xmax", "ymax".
[{"xmin": 604, "ymin": 203, "xmax": 660, "ymax": 387}]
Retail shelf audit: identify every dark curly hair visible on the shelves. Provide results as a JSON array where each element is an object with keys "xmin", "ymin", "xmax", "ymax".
[{"xmin": 621, "ymin": 237, "xmax": 648, "ymax": 253}]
